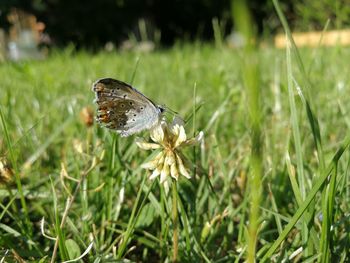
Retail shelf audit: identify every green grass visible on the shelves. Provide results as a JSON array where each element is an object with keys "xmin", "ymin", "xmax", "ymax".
[{"xmin": 1, "ymin": 40, "xmax": 350, "ymax": 262}]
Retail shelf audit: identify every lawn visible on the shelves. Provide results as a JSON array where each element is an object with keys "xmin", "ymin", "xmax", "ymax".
[{"xmin": 1, "ymin": 42, "xmax": 350, "ymax": 262}]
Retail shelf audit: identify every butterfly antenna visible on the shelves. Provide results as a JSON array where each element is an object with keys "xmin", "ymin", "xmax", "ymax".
[
  {"xmin": 165, "ymin": 107, "xmax": 179, "ymax": 115},
  {"xmin": 164, "ymin": 106, "xmax": 185, "ymax": 124},
  {"xmin": 158, "ymin": 104, "xmax": 176, "ymax": 115}
]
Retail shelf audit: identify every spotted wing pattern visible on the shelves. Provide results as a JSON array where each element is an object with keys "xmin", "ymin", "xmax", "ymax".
[{"xmin": 92, "ymin": 78, "xmax": 162, "ymax": 136}]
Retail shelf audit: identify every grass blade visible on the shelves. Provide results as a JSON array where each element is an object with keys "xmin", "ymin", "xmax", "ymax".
[
  {"xmin": 261, "ymin": 135, "xmax": 350, "ymax": 262},
  {"xmin": 0, "ymin": 106, "xmax": 30, "ymax": 233}
]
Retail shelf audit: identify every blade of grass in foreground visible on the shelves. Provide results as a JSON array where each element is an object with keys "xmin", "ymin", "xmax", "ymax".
[
  {"xmin": 272, "ymin": 0, "xmax": 326, "ymax": 257},
  {"xmin": 0, "ymin": 106, "xmax": 31, "ymax": 234},
  {"xmin": 50, "ymin": 176, "xmax": 69, "ymax": 261},
  {"xmin": 272, "ymin": 0, "xmax": 325, "ymax": 173},
  {"xmin": 116, "ymin": 175, "xmax": 156, "ymax": 259},
  {"xmin": 285, "ymin": 38, "xmax": 312, "ymax": 255},
  {"xmin": 232, "ymin": 0, "xmax": 262, "ymax": 261},
  {"xmin": 319, "ymin": 146, "xmax": 339, "ymax": 262},
  {"xmin": 261, "ymin": 135, "xmax": 350, "ymax": 262}
]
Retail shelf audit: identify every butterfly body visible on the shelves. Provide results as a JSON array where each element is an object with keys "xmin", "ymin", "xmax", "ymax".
[{"xmin": 92, "ymin": 78, "xmax": 164, "ymax": 137}]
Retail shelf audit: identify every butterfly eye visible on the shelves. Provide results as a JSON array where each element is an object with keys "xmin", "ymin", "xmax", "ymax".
[
  {"xmin": 129, "ymin": 102, "xmax": 133, "ymax": 106},
  {"xmin": 140, "ymin": 107, "xmax": 144, "ymax": 110},
  {"xmin": 133, "ymin": 114, "xmax": 136, "ymax": 117},
  {"xmin": 121, "ymin": 104, "xmax": 125, "ymax": 108},
  {"xmin": 123, "ymin": 95, "xmax": 127, "ymax": 98}
]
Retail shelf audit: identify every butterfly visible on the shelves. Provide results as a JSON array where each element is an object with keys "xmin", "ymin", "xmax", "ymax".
[{"xmin": 92, "ymin": 78, "xmax": 165, "ymax": 137}]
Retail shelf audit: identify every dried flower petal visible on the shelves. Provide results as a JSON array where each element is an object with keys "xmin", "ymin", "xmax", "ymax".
[
  {"xmin": 174, "ymin": 125, "xmax": 187, "ymax": 148},
  {"xmin": 141, "ymin": 160, "xmax": 158, "ymax": 170},
  {"xmin": 150, "ymin": 122, "xmax": 164, "ymax": 143},
  {"xmin": 163, "ymin": 180, "xmax": 170, "ymax": 195},
  {"xmin": 183, "ymin": 131, "xmax": 204, "ymax": 146},
  {"xmin": 166, "ymin": 151, "xmax": 176, "ymax": 165},
  {"xmin": 170, "ymin": 162, "xmax": 179, "ymax": 180},
  {"xmin": 149, "ymin": 168, "xmax": 161, "ymax": 180},
  {"xmin": 136, "ymin": 138, "xmax": 161, "ymax": 150},
  {"xmin": 176, "ymin": 154, "xmax": 190, "ymax": 179},
  {"xmin": 160, "ymin": 162, "xmax": 169, "ymax": 183},
  {"xmin": 142, "ymin": 151, "xmax": 164, "ymax": 169}
]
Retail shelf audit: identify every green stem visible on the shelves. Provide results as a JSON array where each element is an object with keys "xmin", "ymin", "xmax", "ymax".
[{"xmin": 172, "ymin": 180, "xmax": 178, "ymax": 262}]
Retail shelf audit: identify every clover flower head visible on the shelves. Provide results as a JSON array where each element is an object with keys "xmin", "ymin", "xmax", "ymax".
[{"xmin": 136, "ymin": 119, "xmax": 203, "ymax": 186}]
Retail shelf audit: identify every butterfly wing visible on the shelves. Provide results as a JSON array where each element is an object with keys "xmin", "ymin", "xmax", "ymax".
[{"xmin": 92, "ymin": 78, "xmax": 162, "ymax": 136}]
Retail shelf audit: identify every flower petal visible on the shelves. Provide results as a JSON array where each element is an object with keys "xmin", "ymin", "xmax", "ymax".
[
  {"xmin": 150, "ymin": 122, "xmax": 165, "ymax": 143},
  {"xmin": 183, "ymin": 131, "xmax": 204, "ymax": 146},
  {"xmin": 176, "ymin": 154, "xmax": 191, "ymax": 179},
  {"xmin": 141, "ymin": 161, "xmax": 157, "ymax": 170},
  {"xmin": 166, "ymin": 151, "xmax": 176, "ymax": 165},
  {"xmin": 174, "ymin": 125, "xmax": 187, "ymax": 147},
  {"xmin": 170, "ymin": 162, "xmax": 179, "ymax": 180},
  {"xmin": 149, "ymin": 168, "xmax": 160, "ymax": 180},
  {"xmin": 160, "ymin": 163, "xmax": 169, "ymax": 184},
  {"xmin": 135, "ymin": 138, "xmax": 161, "ymax": 150},
  {"xmin": 170, "ymin": 123, "xmax": 180, "ymax": 136},
  {"xmin": 141, "ymin": 152, "xmax": 164, "ymax": 170},
  {"xmin": 163, "ymin": 180, "xmax": 170, "ymax": 195}
]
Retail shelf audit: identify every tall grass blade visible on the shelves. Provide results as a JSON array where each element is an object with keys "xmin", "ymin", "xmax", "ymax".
[
  {"xmin": 261, "ymin": 135, "xmax": 350, "ymax": 262},
  {"xmin": 272, "ymin": 0, "xmax": 325, "ymax": 169},
  {"xmin": 0, "ymin": 106, "xmax": 30, "ymax": 233},
  {"xmin": 285, "ymin": 38, "xmax": 311, "ymax": 255},
  {"xmin": 116, "ymin": 176, "xmax": 155, "ymax": 258},
  {"xmin": 232, "ymin": 0, "xmax": 263, "ymax": 261}
]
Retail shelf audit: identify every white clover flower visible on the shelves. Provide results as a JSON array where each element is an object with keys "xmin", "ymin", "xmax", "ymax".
[{"xmin": 136, "ymin": 119, "xmax": 203, "ymax": 184}]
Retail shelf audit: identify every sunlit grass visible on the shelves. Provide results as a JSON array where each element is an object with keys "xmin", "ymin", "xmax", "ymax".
[{"xmin": 0, "ymin": 39, "xmax": 350, "ymax": 262}]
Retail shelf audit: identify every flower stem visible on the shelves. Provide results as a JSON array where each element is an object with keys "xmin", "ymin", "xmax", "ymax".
[{"xmin": 172, "ymin": 180, "xmax": 178, "ymax": 262}]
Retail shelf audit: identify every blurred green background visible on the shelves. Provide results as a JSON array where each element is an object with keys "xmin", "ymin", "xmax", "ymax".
[
  {"xmin": 1, "ymin": 0, "xmax": 350, "ymax": 48},
  {"xmin": 1, "ymin": 0, "xmax": 350, "ymax": 262}
]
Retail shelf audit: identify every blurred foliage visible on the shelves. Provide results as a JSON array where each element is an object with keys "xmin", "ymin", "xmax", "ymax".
[
  {"xmin": 0, "ymin": 0, "xmax": 349, "ymax": 48},
  {"xmin": 0, "ymin": 0, "xmax": 233, "ymax": 48},
  {"xmin": 294, "ymin": 0, "xmax": 350, "ymax": 31}
]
